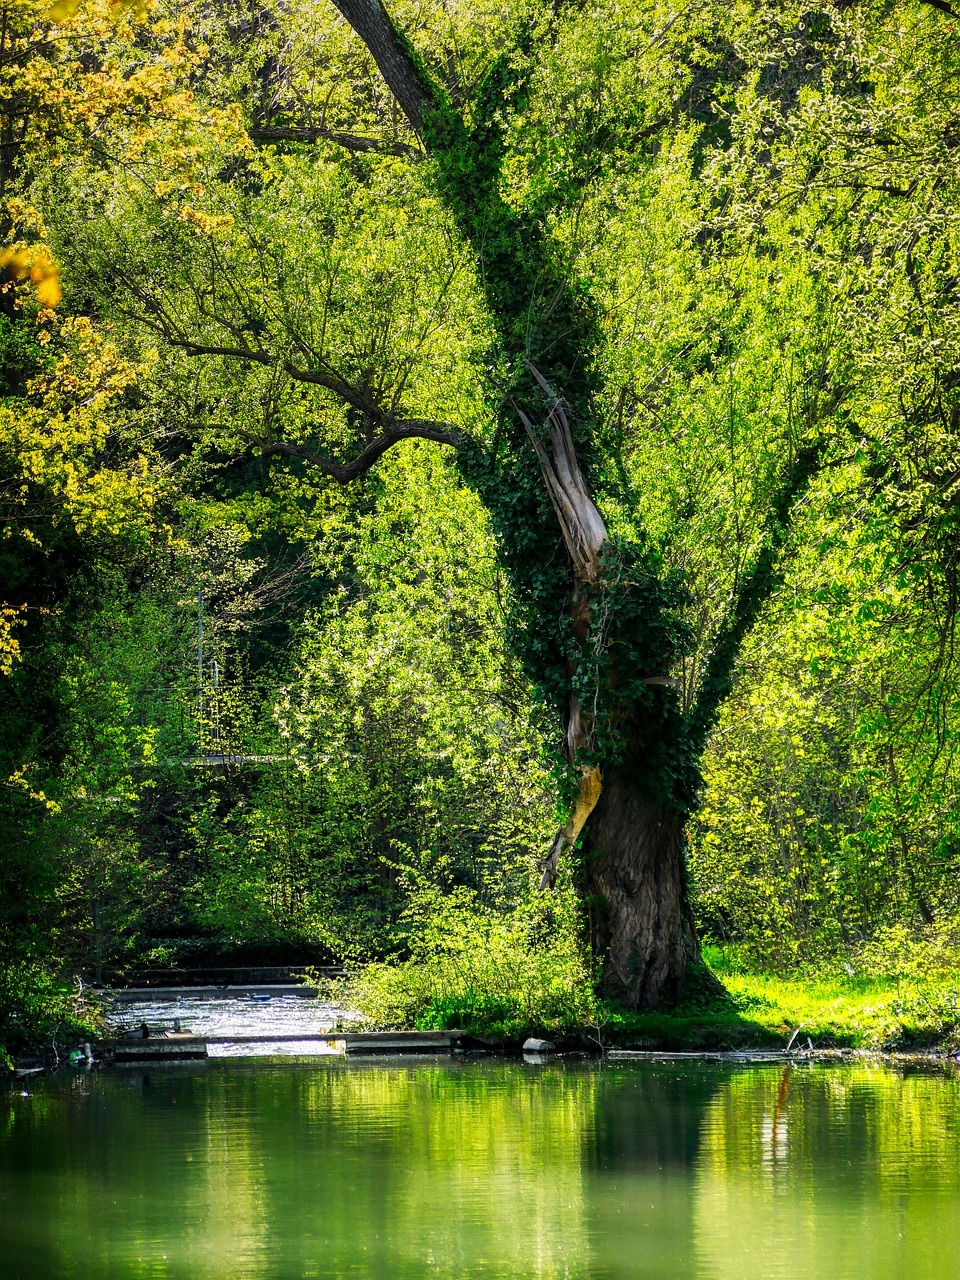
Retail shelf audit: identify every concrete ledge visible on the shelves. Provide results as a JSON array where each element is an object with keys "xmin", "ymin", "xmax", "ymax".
[
  {"xmin": 106, "ymin": 985, "xmax": 319, "ymax": 1001},
  {"xmin": 341, "ymin": 1031, "xmax": 464, "ymax": 1055},
  {"xmin": 110, "ymin": 1035, "xmax": 209, "ymax": 1064},
  {"xmin": 102, "ymin": 1029, "xmax": 465, "ymax": 1060}
]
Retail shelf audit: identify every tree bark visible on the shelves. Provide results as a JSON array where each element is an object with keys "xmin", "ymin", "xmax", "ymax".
[
  {"xmin": 330, "ymin": 0, "xmax": 436, "ymax": 133},
  {"xmin": 582, "ymin": 768, "xmax": 699, "ymax": 1008}
]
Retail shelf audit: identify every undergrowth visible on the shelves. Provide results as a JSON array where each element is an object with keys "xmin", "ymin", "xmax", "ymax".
[
  {"xmin": 340, "ymin": 895, "xmax": 960, "ymax": 1050},
  {"xmin": 0, "ymin": 962, "xmax": 102, "ymax": 1069},
  {"xmin": 334, "ymin": 882, "xmax": 597, "ymax": 1040}
]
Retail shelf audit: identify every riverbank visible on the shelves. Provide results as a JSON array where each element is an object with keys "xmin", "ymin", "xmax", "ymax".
[
  {"xmin": 594, "ymin": 968, "xmax": 960, "ymax": 1055},
  {"xmin": 396, "ymin": 953, "xmax": 960, "ymax": 1055},
  {"xmin": 5, "ymin": 956, "xmax": 960, "ymax": 1071}
]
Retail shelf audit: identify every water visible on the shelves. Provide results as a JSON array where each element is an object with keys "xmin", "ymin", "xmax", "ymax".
[
  {"xmin": 2, "ymin": 1058, "xmax": 958, "ymax": 1279},
  {"xmin": 103, "ymin": 990, "xmax": 347, "ymax": 1056}
]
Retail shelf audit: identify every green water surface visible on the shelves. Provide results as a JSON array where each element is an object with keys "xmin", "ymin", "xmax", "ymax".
[{"xmin": 1, "ymin": 1058, "xmax": 957, "ymax": 1279}]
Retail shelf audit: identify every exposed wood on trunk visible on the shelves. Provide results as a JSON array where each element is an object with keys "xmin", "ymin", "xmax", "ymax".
[
  {"xmin": 514, "ymin": 363, "xmax": 608, "ymax": 583},
  {"xmin": 512, "ymin": 365, "xmax": 610, "ymax": 887},
  {"xmin": 539, "ymin": 763, "xmax": 601, "ymax": 890},
  {"xmin": 326, "ymin": 0, "xmax": 612, "ymax": 895}
]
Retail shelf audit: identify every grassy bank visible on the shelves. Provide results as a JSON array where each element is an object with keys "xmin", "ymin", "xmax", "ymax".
[
  {"xmin": 599, "ymin": 961, "xmax": 960, "ymax": 1054},
  {"xmin": 343, "ymin": 930, "xmax": 960, "ymax": 1053},
  {"xmin": 0, "ymin": 964, "xmax": 103, "ymax": 1070}
]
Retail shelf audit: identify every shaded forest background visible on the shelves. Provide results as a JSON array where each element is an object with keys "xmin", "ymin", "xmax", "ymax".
[{"xmin": 2, "ymin": 0, "xmax": 960, "ymax": 1047}]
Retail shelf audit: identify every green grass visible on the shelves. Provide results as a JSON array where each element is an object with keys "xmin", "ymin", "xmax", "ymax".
[
  {"xmin": 726, "ymin": 971, "xmax": 959, "ymax": 1049},
  {"xmin": 598, "ymin": 948, "xmax": 960, "ymax": 1053}
]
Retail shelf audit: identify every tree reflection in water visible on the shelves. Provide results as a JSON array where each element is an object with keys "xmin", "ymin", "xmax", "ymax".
[
  {"xmin": 694, "ymin": 1063, "xmax": 960, "ymax": 1280},
  {"xmin": 0, "ymin": 1060, "xmax": 958, "ymax": 1280}
]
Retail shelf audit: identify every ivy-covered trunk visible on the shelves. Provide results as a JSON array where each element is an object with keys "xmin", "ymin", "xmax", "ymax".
[
  {"xmin": 519, "ymin": 385, "xmax": 702, "ymax": 1008},
  {"xmin": 326, "ymin": 0, "xmax": 816, "ymax": 1011},
  {"xmin": 328, "ymin": 0, "xmax": 710, "ymax": 1011}
]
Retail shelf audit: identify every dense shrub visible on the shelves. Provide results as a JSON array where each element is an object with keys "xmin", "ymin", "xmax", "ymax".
[{"xmin": 340, "ymin": 883, "xmax": 597, "ymax": 1040}]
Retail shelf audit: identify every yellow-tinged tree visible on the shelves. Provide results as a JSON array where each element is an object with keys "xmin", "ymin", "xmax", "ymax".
[
  {"xmin": 0, "ymin": 0, "xmax": 251, "ymax": 679},
  {"xmin": 0, "ymin": 0, "xmax": 252, "ymax": 1053}
]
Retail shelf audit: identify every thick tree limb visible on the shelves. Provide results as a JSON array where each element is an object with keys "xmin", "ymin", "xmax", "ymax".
[
  {"xmin": 280, "ymin": 361, "xmax": 392, "ymax": 419},
  {"xmin": 164, "ymin": 335, "xmax": 462, "ymax": 482},
  {"xmin": 248, "ymin": 123, "xmax": 419, "ymax": 159},
  {"xmin": 918, "ymin": 0, "xmax": 956, "ymax": 17},
  {"xmin": 148, "ymin": 329, "xmax": 389, "ymax": 425},
  {"xmin": 260, "ymin": 419, "xmax": 463, "ymax": 483},
  {"xmin": 330, "ymin": 0, "xmax": 438, "ymax": 133}
]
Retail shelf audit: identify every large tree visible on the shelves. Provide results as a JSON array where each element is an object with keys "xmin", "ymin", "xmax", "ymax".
[
  {"xmin": 230, "ymin": 0, "xmax": 819, "ymax": 1006},
  {"xmin": 43, "ymin": 0, "xmax": 960, "ymax": 1007}
]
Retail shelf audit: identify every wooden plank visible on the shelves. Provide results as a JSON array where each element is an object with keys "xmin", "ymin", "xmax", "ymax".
[
  {"xmin": 341, "ymin": 1031, "xmax": 461, "ymax": 1044},
  {"xmin": 113, "ymin": 1058, "xmax": 208, "ymax": 1066},
  {"xmin": 107, "ymin": 1033, "xmax": 208, "ymax": 1060},
  {"xmin": 119, "ymin": 965, "xmax": 348, "ymax": 986},
  {"xmin": 115, "ymin": 1049, "xmax": 206, "ymax": 1056}
]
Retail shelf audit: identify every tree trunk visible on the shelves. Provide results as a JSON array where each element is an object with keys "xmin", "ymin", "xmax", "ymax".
[
  {"xmin": 582, "ymin": 767, "xmax": 700, "ymax": 1009},
  {"xmin": 331, "ymin": 0, "xmax": 435, "ymax": 133}
]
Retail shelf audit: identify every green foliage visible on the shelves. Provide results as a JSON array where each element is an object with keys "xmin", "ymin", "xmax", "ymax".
[
  {"xmin": 190, "ymin": 444, "xmax": 554, "ymax": 954},
  {"xmin": 343, "ymin": 880, "xmax": 597, "ymax": 1040},
  {"xmin": 855, "ymin": 923, "xmax": 960, "ymax": 985},
  {"xmin": 0, "ymin": 964, "xmax": 101, "ymax": 1066},
  {"xmin": 5, "ymin": 0, "xmax": 960, "ymax": 1036},
  {"xmin": 690, "ymin": 497, "xmax": 960, "ymax": 964}
]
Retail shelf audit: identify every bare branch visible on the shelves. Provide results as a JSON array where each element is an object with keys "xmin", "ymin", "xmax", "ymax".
[
  {"xmin": 174, "ymin": 339, "xmax": 274, "ymax": 366},
  {"xmin": 150, "ymin": 329, "xmax": 388, "ymax": 424},
  {"xmin": 248, "ymin": 123, "xmax": 419, "ymax": 159}
]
